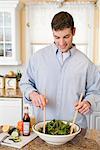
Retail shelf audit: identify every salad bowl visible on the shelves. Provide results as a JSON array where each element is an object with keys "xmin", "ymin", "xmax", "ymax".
[{"xmin": 32, "ymin": 120, "xmax": 81, "ymax": 145}]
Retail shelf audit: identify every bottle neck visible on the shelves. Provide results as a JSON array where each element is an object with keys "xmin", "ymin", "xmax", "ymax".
[{"xmin": 24, "ymin": 107, "xmax": 29, "ymax": 114}]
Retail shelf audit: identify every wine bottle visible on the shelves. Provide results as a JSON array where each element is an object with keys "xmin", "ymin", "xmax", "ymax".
[{"xmin": 23, "ymin": 106, "xmax": 30, "ymax": 136}]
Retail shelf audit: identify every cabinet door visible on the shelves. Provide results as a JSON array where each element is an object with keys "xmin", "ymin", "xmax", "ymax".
[
  {"xmin": 0, "ymin": 1, "xmax": 21, "ymax": 65},
  {"xmin": 90, "ymin": 112, "xmax": 100, "ymax": 130},
  {"xmin": 0, "ymin": 11, "xmax": 12, "ymax": 58},
  {"xmin": 0, "ymin": 98, "xmax": 23, "ymax": 126}
]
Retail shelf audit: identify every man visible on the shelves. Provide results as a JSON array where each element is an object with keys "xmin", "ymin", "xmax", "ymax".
[{"xmin": 20, "ymin": 11, "xmax": 100, "ymax": 130}]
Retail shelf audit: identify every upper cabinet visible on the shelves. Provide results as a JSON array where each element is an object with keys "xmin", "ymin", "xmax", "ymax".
[{"xmin": 0, "ymin": 0, "xmax": 21, "ymax": 65}]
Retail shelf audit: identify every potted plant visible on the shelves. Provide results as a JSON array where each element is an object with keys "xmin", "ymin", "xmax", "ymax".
[{"xmin": 16, "ymin": 70, "xmax": 22, "ymax": 89}]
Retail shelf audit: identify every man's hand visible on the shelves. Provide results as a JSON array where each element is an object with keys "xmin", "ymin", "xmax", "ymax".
[
  {"xmin": 29, "ymin": 91, "xmax": 48, "ymax": 109},
  {"xmin": 75, "ymin": 100, "xmax": 91, "ymax": 114}
]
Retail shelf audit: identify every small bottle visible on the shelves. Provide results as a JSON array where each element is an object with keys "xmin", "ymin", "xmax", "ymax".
[
  {"xmin": 23, "ymin": 106, "xmax": 30, "ymax": 136},
  {"xmin": 30, "ymin": 115, "xmax": 36, "ymax": 132}
]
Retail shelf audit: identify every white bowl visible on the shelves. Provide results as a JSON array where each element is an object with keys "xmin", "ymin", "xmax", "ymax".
[{"xmin": 32, "ymin": 120, "xmax": 81, "ymax": 145}]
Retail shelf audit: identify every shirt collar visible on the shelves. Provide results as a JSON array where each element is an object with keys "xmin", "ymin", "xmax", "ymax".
[
  {"xmin": 56, "ymin": 48, "xmax": 71, "ymax": 59},
  {"xmin": 52, "ymin": 42, "xmax": 76, "ymax": 56}
]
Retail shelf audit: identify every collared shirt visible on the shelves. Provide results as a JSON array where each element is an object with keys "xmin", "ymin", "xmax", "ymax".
[
  {"xmin": 20, "ymin": 43, "xmax": 100, "ymax": 128},
  {"xmin": 56, "ymin": 49, "xmax": 71, "ymax": 65}
]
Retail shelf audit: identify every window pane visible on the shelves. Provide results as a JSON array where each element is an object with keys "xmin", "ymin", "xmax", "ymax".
[
  {"xmin": 4, "ymin": 12, "xmax": 11, "ymax": 27},
  {"xmin": 0, "ymin": 43, "xmax": 4, "ymax": 56},
  {"xmin": 0, "ymin": 12, "xmax": 3, "ymax": 26},
  {"xmin": 5, "ymin": 43, "xmax": 12, "ymax": 57},
  {"xmin": 5, "ymin": 28, "xmax": 11, "ymax": 41},
  {"xmin": 0, "ymin": 28, "xmax": 3, "ymax": 41}
]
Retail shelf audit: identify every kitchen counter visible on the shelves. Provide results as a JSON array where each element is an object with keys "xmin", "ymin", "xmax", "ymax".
[
  {"xmin": 0, "ymin": 89, "xmax": 22, "ymax": 98},
  {"xmin": 0, "ymin": 129, "xmax": 100, "ymax": 150}
]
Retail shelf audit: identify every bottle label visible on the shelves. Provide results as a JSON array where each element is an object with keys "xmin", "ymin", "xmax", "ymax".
[{"xmin": 23, "ymin": 122, "xmax": 30, "ymax": 135}]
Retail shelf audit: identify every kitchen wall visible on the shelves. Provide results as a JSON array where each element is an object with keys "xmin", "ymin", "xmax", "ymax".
[
  {"xmin": 96, "ymin": 0, "xmax": 100, "ymax": 67},
  {"xmin": 0, "ymin": 0, "xmax": 100, "ymax": 76}
]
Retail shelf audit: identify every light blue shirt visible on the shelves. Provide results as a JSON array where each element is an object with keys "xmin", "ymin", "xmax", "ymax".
[
  {"xmin": 56, "ymin": 48, "xmax": 71, "ymax": 65},
  {"xmin": 20, "ymin": 43, "xmax": 100, "ymax": 128}
]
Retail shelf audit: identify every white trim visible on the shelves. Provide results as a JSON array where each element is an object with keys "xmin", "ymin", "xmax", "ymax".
[
  {"xmin": 0, "ymin": 59, "xmax": 21, "ymax": 65},
  {"xmin": 0, "ymin": 1, "xmax": 19, "ymax": 8}
]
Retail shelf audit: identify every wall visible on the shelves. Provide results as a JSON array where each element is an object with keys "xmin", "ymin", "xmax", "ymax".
[
  {"xmin": 25, "ymin": 2, "xmax": 100, "ymax": 69},
  {"xmin": 96, "ymin": 0, "xmax": 100, "ymax": 68},
  {"xmin": 26, "ymin": 3, "xmax": 95, "ymax": 62}
]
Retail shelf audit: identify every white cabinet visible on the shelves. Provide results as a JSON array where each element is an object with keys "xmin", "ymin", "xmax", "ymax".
[
  {"xmin": 89, "ymin": 112, "xmax": 100, "ymax": 130},
  {"xmin": 0, "ymin": 97, "xmax": 23, "ymax": 126},
  {"xmin": 87, "ymin": 102, "xmax": 100, "ymax": 130},
  {"xmin": 0, "ymin": 0, "xmax": 21, "ymax": 65}
]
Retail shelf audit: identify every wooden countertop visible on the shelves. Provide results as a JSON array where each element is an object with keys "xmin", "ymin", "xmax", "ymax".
[
  {"xmin": 0, "ymin": 89, "xmax": 22, "ymax": 98},
  {"xmin": 0, "ymin": 129, "xmax": 100, "ymax": 150}
]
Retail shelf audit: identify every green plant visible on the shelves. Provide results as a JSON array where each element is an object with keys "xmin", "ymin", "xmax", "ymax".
[{"xmin": 16, "ymin": 70, "xmax": 22, "ymax": 81}]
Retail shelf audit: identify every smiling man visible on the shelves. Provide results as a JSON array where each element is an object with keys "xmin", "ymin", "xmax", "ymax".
[{"xmin": 20, "ymin": 11, "xmax": 100, "ymax": 131}]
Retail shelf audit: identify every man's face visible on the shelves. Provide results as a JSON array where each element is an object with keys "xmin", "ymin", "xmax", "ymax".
[{"xmin": 53, "ymin": 28, "xmax": 76, "ymax": 53}]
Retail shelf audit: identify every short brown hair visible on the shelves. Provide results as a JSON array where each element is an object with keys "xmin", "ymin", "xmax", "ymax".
[{"xmin": 51, "ymin": 11, "xmax": 74, "ymax": 31}]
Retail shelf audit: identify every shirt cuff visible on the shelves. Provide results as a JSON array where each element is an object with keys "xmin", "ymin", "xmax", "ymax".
[
  {"xmin": 84, "ymin": 94, "xmax": 96, "ymax": 111},
  {"xmin": 24, "ymin": 87, "xmax": 37, "ymax": 101}
]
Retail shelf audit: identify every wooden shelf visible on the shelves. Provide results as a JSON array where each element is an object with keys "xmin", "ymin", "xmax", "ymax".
[{"xmin": 0, "ymin": 89, "xmax": 22, "ymax": 98}]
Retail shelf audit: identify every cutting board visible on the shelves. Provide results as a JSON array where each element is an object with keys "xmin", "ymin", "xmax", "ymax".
[{"xmin": 0, "ymin": 132, "xmax": 37, "ymax": 149}]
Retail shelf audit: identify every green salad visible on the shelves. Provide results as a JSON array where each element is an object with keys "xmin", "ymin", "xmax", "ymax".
[{"xmin": 38, "ymin": 119, "xmax": 73, "ymax": 135}]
